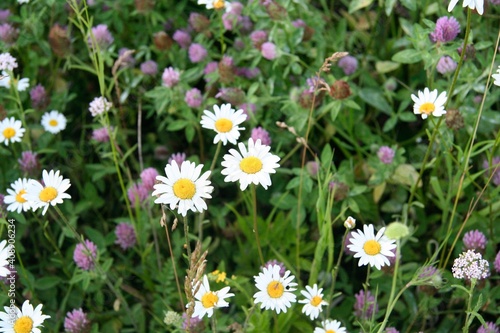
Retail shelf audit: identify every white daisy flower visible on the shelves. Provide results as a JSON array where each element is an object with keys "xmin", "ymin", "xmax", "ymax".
[
  {"xmin": 0, "ymin": 117, "xmax": 25, "ymax": 146},
  {"xmin": 221, "ymin": 138, "xmax": 280, "ymax": 191},
  {"xmin": 152, "ymin": 160, "xmax": 213, "ymax": 217},
  {"xmin": 41, "ymin": 110, "xmax": 67, "ymax": 134},
  {"xmin": 3, "ymin": 178, "xmax": 31, "ymax": 213},
  {"xmin": 347, "ymin": 224, "xmax": 397, "ymax": 270},
  {"xmin": 198, "ymin": 0, "xmax": 232, "ymax": 11},
  {"xmin": 191, "ymin": 275, "xmax": 234, "ymax": 319},
  {"xmin": 492, "ymin": 65, "xmax": 500, "ymax": 87},
  {"xmin": 410, "ymin": 87, "xmax": 447, "ymax": 119},
  {"xmin": 313, "ymin": 319, "xmax": 347, "ymax": 333},
  {"xmin": 0, "ymin": 300, "xmax": 50, "ymax": 333},
  {"xmin": 0, "ymin": 240, "xmax": 11, "ymax": 277},
  {"xmin": 448, "ymin": 0, "xmax": 484, "ymax": 15},
  {"xmin": 200, "ymin": 103, "xmax": 246, "ymax": 146},
  {"xmin": 299, "ymin": 284, "xmax": 328, "ymax": 320},
  {"xmin": 25, "ymin": 169, "xmax": 72, "ymax": 216},
  {"xmin": 253, "ymin": 264, "xmax": 297, "ymax": 314},
  {"xmin": 0, "ymin": 71, "xmax": 29, "ymax": 91}
]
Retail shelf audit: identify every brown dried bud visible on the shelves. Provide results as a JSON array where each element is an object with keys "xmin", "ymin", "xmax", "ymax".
[
  {"xmin": 189, "ymin": 13, "xmax": 211, "ymax": 35},
  {"xmin": 153, "ymin": 31, "xmax": 173, "ymax": 51},
  {"xmin": 457, "ymin": 44, "xmax": 475, "ymax": 61},
  {"xmin": 134, "ymin": 0, "xmax": 154, "ymax": 12},
  {"xmin": 265, "ymin": 1, "xmax": 287, "ymax": 20},
  {"xmin": 445, "ymin": 109, "xmax": 464, "ymax": 131},
  {"xmin": 218, "ymin": 56, "xmax": 235, "ymax": 84},
  {"xmin": 329, "ymin": 80, "xmax": 351, "ymax": 100},
  {"xmin": 49, "ymin": 24, "xmax": 71, "ymax": 58}
]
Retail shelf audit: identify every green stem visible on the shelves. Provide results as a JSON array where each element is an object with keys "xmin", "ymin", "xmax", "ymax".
[
  {"xmin": 184, "ymin": 215, "xmax": 192, "ymax": 260},
  {"xmin": 462, "ymin": 279, "xmax": 476, "ymax": 333},
  {"xmin": 251, "ymin": 184, "xmax": 265, "ymax": 265},
  {"xmin": 407, "ymin": 9, "xmax": 472, "ymax": 210},
  {"xmin": 376, "ymin": 240, "xmax": 401, "ymax": 333}
]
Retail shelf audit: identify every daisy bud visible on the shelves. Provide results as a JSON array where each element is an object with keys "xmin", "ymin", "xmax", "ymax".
[{"xmin": 344, "ymin": 216, "xmax": 356, "ymax": 229}]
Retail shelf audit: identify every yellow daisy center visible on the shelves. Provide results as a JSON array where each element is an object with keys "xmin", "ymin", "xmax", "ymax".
[
  {"xmin": 363, "ymin": 239, "xmax": 381, "ymax": 256},
  {"xmin": 49, "ymin": 119, "xmax": 58, "ymax": 127},
  {"xmin": 419, "ymin": 102, "xmax": 435, "ymax": 115},
  {"xmin": 201, "ymin": 291, "xmax": 219, "ymax": 309},
  {"xmin": 267, "ymin": 280, "xmax": 284, "ymax": 298},
  {"xmin": 13, "ymin": 316, "xmax": 33, "ymax": 333},
  {"xmin": 214, "ymin": 118, "xmax": 233, "ymax": 133},
  {"xmin": 239, "ymin": 156, "xmax": 263, "ymax": 174},
  {"xmin": 3, "ymin": 127, "xmax": 16, "ymax": 139},
  {"xmin": 39, "ymin": 186, "xmax": 58, "ymax": 202},
  {"xmin": 16, "ymin": 189, "xmax": 27, "ymax": 203},
  {"xmin": 310, "ymin": 295, "xmax": 323, "ymax": 307},
  {"xmin": 173, "ymin": 178, "xmax": 196, "ymax": 199},
  {"xmin": 326, "ymin": 330, "xmax": 336, "ymax": 333},
  {"xmin": 213, "ymin": 0, "xmax": 225, "ymax": 9}
]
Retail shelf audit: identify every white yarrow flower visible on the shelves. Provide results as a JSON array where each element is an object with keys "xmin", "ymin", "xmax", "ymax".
[
  {"xmin": 0, "ymin": 117, "xmax": 25, "ymax": 146},
  {"xmin": 411, "ymin": 87, "xmax": 447, "ymax": 119},
  {"xmin": 89, "ymin": 96, "xmax": 112, "ymax": 117},
  {"xmin": 4, "ymin": 178, "xmax": 31, "ymax": 213},
  {"xmin": 448, "ymin": 0, "xmax": 484, "ymax": 15},
  {"xmin": 191, "ymin": 275, "xmax": 234, "ymax": 319},
  {"xmin": 41, "ymin": 110, "xmax": 67, "ymax": 134},
  {"xmin": 299, "ymin": 284, "xmax": 328, "ymax": 320},
  {"xmin": 25, "ymin": 169, "xmax": 72, "ymax": 215},
  {"xmin": 452, "ymin": 249, "xmax": 490, "ymax": 280},
  {"xmin": 200, "ymin": 103, "xmax": 246, "ymax": 145},
  {"xmin": 253, "ymin": 264, "xmax": 297, "ymax": 314},
  {"xmin": 0, "ymin": 53, "xmax": 18, "ymax": 71},
  {"xmin": 347, "ymin": 224, "xmax": 397, "ymax": 270},
  {"xmin": 152, "ymin": 160, "xmax": 213, "ymax": 216},
  {"xmin": 0, "ymin": 300, "xmax": 50, "ymax": 333},
  {"xmin": 221, "ymin": 138, "xmax": 280, "ymax": 191}
]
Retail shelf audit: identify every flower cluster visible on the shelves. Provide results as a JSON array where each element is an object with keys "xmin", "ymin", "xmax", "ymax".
[{"xmin": 452, "ymin": 250, "xmax": 490, "ymax": 280}]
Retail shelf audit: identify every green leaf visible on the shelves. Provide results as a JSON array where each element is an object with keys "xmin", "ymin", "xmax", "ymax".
[
  {"xmin": 167, "ymin": 120, "xmax": 188, "ymax": 131},
  {"xmin": 35, "ymin": 276, "xmax": 62, "ymax": 290},
  {"xmin": 385, "ymin": 0, "xmax": 397, "ymax": 16},
  {"xmin": 392, "ymin": 49, "xmax": 422, "ymax": 64},
  {"xmin": 358, "ymin": 88, "xmax": 392, "ymax": 115},
  {"xmin": 375, "ymin": 61, "xmax": 400, "ymax": 74},
  {"xmin": 383, "ymin": 116, "xmax": 398, "ymax": 132},
  {"xmin": 348, "ymin": 0, "xmax": 374, "ymax": 13}
]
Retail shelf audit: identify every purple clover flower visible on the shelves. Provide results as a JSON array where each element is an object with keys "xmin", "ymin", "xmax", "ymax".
[
  {"xmin": 162, "ymin": 67, "xmax": 180, "ymax": 88},
  {"xmin": 251, "ymin": 127, "xmax": 271, "ymax": 146},
  {"xmin": 88, "ymin": 24, "xmax": 114, "ymax": 49},
  {"xmin": 185, "ymin": 88, "xmax": 203, "ymax": 108},
  {"xmin": 73, "ymin": 240, "xmax": 98, "ymax": 271},
  {"xmin": 430, "ymin": 16, "xmax": 460, "ymax": 43},
  {"xmin": 168, "ymin": 152, "xmax": 187, "ymax": 166},
  {"xmin": 30, "ymin": 84, "xmax": 50, "ymax": 110},
  {"xmin": 115, "ymin": 223, "xmax": 136, "ymax": 250},
  {"xmin": 477, "ymin": 322, "xmax": 500, "ymax": 333},
  {"xmin": 436, "ymin": 56, "xmax": 457, "ymax": 75},
  {"xmin": 91, "ymin": 127, "xmax": 110, "ymax": 142},
  {"xmin": 128, "ymin": 182, "xmax": 149, "ymax": 206},
  {"xmin": 140, "ymin": 167, "xmax": 159, "ymax": 191},
  {"xmin": 354, "ymin": 289, "xmax": 379, "ymax": 319},
  {"xmin": 64, "ymin": 308, "xmax": 91, "ymax": 333},
  {"xmin": 188, "ymin": 43, "xmax": 208, "ymax": 63},
  {"xmin": 18, "ymin": 151, "xmax": 40, "ymax": 176},
  {"xmin": 377, "ymin": 146, "xmax": 395, "ymax": 164},
  {"xmin": 482, "ymin": 156, "xmax": 500, "ymax": 186},
  {"xmin": 261, "ymin": 42, "xmax": 277, "ymax": 60},
  {"xmin": 262, "ymin": 259, "xmax": 286, "ymax": 276},
  {"xmin": 338, "ymin": 55, "xmax": 358, "ymax": 76},
  {"xmin": 463, "ymin": 230, "xmax": 487, "ymax": 253},
  {"xmin": 172, "ymin": 30, "xmax": 191, "ymax": 49},
  {"xmin": 140, "ymin": 60, "xmax": 158, "ymax": 76}
]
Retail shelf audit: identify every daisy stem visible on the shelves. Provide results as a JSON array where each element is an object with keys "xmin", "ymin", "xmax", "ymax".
[
  {"xmin": 327, "ymin": 228, "xmax": 348, "ymax": 314},
  {"xmin": 251, "ymin": 184, "xmax": 265, "ymax": 266},
  {"xmin": 376, "ymin": 240, "xmax": 401, "ymax": 333},
  {"xmin": 184, "ymin": 215, "xmax": 192, "ymax": 260},
  {"xmin": 209, "ymin": 141, "xmax": 222, "ymax": 175},
  {"xmin": 408, "ymin": 9, "xmax": 471, "ymax": 249},
  {"xmin": 211, "ymin": 314, "xmax": 217, "ymax": 333},
  {"xmin": 162, "ymin": 206, "xmax": 185, "ymax": 310}
]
